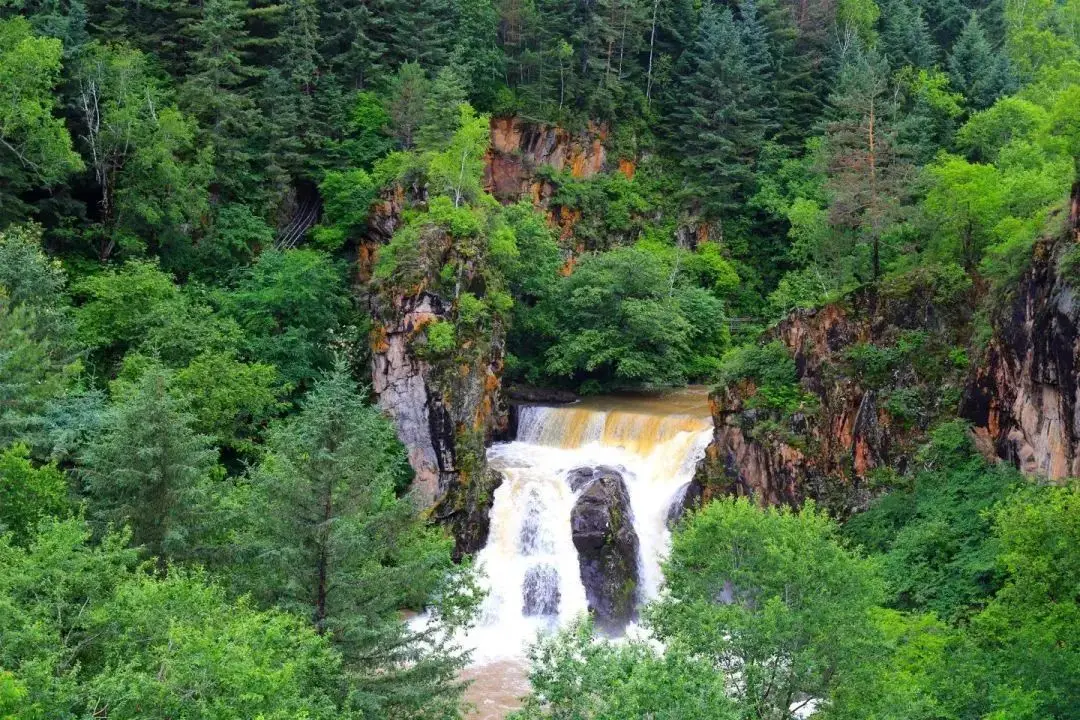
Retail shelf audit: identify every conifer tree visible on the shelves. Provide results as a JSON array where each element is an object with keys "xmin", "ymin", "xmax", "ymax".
[
  {"xmin": 667, "ymin": 3, "xmax": 771, "ymax": 217},
  {"xmin": 948, "ymin": 12, "xmax": 1013, "ymax": 111},
  {"xmin": 261, "ymin": 0, "xmax": 327, "ymax": 182},
  {"xmin": 417, "ymin": 66, "xmax": 469, "ymax": 151},
  {"xmin": 231, "ymin": 363, "xmax": 475, "ymax": 718},
  {"xmin": 181, "ymin": 0, "xmax": 267, "ymax": 205},
  {"xmin": 880, "ymin": 0, "xmax": 938, "ymax": 69},
  {"xmin": 81, "ymin": 367, "xmax": 218, "ymax": 566},
  {"xmin": 386, "ymin": 61, "xmax": 429, "ymax": 149},
  {"xmin": 823, "ymin": 46, "xmax": 911, "ymax": 279},
  {"xmin": 387, "ymin": 0, "xmax": 457, "ymax": 70}
]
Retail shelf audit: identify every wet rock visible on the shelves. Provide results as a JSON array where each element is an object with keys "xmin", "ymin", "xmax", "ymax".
[
  {"xmin": 570, "ymin": 468, "xmax": 639, "ymax": 633},
  {"xmin": 666, "ymin": 478, "xmax": 704, "ymax": 529},
  {"xmin": 522, "ymin": 564, "xmax": 561, "ymax": 616},
  {"xmin": 566, "ymin": 465, "xmax": 623, "ymax": 492}
]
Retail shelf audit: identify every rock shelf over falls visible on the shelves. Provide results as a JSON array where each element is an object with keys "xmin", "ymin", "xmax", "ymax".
[{"xmin": 465, "ymin": 388, "xmax": 714, "ymax": 661}]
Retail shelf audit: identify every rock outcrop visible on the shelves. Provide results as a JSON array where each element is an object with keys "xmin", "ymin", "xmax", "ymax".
[
  {"xmin": 569, "ymin": 466, "xmax": 640, "ymax": 632},
  {"xmin": 697, "ymin": 184, "xmax": 1080, "ymax": 508},
  {"xmin": 370, "ymin": 289, "xmax": 506, "ymax": 559},
  {"xmin": 485, "ymin": 116, "xmax": 608, "ymax": 203},
  {"xmin": 962, "ymin": 184, "xmax": 1080, "ymax": 479},
  {"xmin": 695, "ymin": 268, "xmax": 977, "ymax": 513},
  {"xmin": 364, "ymin": 116, "xmax": 614, "ymax": 556}
]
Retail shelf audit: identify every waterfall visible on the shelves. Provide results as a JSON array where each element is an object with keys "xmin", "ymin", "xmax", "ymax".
[{"xmin": 466, "ymin": 389, "xmax": 714, "ymax": 663}]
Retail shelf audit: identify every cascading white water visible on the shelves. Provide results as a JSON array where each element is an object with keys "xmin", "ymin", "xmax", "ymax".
[{"xmin": 465, "ymin": 388, "xmax": 714, "ymax": 664}]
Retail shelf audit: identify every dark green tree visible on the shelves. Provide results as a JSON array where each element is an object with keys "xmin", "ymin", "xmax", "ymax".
[
  {"xmin": 80, "ymin": 366, "xmax": 218, "ymax": 565},
  {"xmin": 181, "ymin": 0, "xmax": 268, "ymax": 205},
  {"xmin": 880, "ymin": 0, "xmax": 938, "ymax": 69},
  {"xmin": 947, "ymin": 12, "xmax": 1013, "ymax": 111},
  {"xmin": 667, "ymin": 3, "xmax": 771, "ymax": 217},
  {"xmin": 231, "ymin": 364, "xmax": 475, "ymax": 718}
]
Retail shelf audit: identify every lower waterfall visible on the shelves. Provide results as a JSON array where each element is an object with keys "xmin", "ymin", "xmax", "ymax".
[{"xmin": 464, "ymin": 387, "xmax": 714, "ymax": 664}]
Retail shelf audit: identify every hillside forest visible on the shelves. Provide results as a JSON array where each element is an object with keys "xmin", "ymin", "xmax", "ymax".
[{"xmin": 2, "ymin": 0, "xmax": 1080, "ymax": 718}]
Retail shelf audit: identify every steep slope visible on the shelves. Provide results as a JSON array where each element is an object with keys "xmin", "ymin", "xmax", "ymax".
[
  {"xmin": 962, "ymin": 184, "xmax": 1080, "ymax": 478},
  {"xmin": 693, "ymin": 185, "xmax": 1080, "ymax": 510}
]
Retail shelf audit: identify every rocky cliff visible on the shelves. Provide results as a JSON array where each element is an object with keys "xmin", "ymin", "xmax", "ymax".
[
  {"xmin": 693, "ymin": 267, "xmax": 978, "ymax": 513},
  {"xmin": 962, "ymin": 184, "xmax": 1080, "ymax": 479},
  {"xmin": 364, "ymin": 116, "xmax": 611, "ymax": 557},
  {"xmin": 695, "ymin": 184, "xmax": 1080, "ymax": 510}
]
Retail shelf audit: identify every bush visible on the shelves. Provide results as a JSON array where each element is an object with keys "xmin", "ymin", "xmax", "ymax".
[
  {"xmin": 424, "ymin": 320, "xmax": 456, "ymax": 355},
  {"xmin": 717, "ymin": 341, "xmax": 813, "ymax": 413}
]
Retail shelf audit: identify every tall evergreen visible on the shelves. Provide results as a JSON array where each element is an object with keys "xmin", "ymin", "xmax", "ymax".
[
  {"xmin": 81, "ymin": 367, "xmax": 218, "ymax": 566},
  {"xmin": 881, "ymin": 0, "xmax": 939, "ymax": 69},
  {"xmin": 181, "ymin": 0, "xmax": 267, "ymax": 205},
  {"xmin": 667, "ymin": 3, "xmax": 771, "ymax": 217},
  {"xmin": 319, "ymin": 0, "xmax": 390, "ymax": 90},
  {"xmin": 260, "ymin": 0, "xmax": 327, "ymax": 183},
  {"xmin": 948, "ymin": 12, "xmax": 1013, "ymax": 110},
  {"xmin": 232, "ymin": 364, "xmax": 474, "ymax": 718},
  {"xmin": 823, "ymin": 46, "xmax": 911, "ymax": 279}
]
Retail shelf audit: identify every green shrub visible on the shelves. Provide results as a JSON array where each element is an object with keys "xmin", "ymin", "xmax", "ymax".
[
  {"xmin": 718, "ymin": 341, "xmax": 814, "ymax": 414},
  {"xmin": 425, "ymin": 320, "xmax": 456, "ymax": 355}
]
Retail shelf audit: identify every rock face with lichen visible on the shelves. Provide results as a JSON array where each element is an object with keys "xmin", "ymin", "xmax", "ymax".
[
  {"xmin": 568, "ymin": 466, "xmax": 640, "ymax": 633},
  {"xmin": 694, "ymin": 269, "xmax": 977, "ymax": 514},
  {"xmin": 696, "ymin": 184, "xmax": 1080, "ymax": 511},
  {"xmin": 369, "ymin": 287, "xmax": 506, "ymax": 559},
  {"xmin": 961, "ymin": 183, "xmax": 1080, "ymax": 479}
]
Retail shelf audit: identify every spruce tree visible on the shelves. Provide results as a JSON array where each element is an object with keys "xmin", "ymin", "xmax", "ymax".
[
  {"xmin": 948, "ymin": 12, "xmax": 1013, "ymax": 111},
  {"xmin": 386, "ymin": 0, "xmax": 457, "ymax": 70},
  {"xmin": 232, "ymin": 363, "xmax": 474, "ymax": 718},
  {"xmin": 181, "ymin": 0, "xmax": 267, "ymax": 205},
  {"xmin": 81, "ymin": 367, "xmax": 218, "ymax": 566},
  {"xmin": 319, "ymin": 0, "xmax": 389, "ymax": 90},
  {"xmin": 667, "ymin": 3, "xmax": 770, "ymax": 217},
  {"xmin": 261, "ymin": 0, "xmax": 327, "ymax": 182},
  {"xmin": 880, "ymin": 0, "xmax": 938, "ymax": 69}
]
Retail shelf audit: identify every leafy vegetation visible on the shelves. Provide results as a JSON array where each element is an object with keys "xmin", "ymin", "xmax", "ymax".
[{"xmin": 2, "ymin": 0, "xmax": 1079, "ymax": 717}]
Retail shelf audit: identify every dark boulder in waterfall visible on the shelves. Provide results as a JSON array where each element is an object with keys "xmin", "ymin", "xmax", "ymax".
[
  {"xmin": 569, "ymin": 467, "xmax": 640, "ymax": 633},
  {"xmin": 567, "ymin": 465, "xmax": 624, "ymax": 492},
  {"xmin": 522, "ymin": 564, "xmax": 561, "ymax": 616}
]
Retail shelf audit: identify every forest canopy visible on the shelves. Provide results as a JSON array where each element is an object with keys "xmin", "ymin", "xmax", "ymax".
[{"xmin": 1, "ymin": 0, "xmax": 1079, "ymax": 717}]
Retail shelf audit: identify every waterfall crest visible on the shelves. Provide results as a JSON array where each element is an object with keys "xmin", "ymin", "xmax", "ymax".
[{"xmin": 466, "ymin": 388, "xmax": 714, "ymax": 662}]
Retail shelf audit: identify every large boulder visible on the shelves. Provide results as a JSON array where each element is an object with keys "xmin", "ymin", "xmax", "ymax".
[{"xmin": 569, "ymin": 467, "xmax": 640, "ymax": 632}]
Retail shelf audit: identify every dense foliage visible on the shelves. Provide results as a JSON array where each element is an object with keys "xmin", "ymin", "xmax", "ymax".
[{"xmin": 2, "ymin": 0, "xmax": 1079, "ymax": 717}]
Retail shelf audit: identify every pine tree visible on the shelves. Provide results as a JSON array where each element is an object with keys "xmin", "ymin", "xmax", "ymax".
[
  {"xmin": 880, "ymin": 0, "xmax": 938, "ymax": 69},
  {"xmin": 231, "ymin": 363, "xmax": 475, "ymax": 718},
  {"xmin": 667, "ymin": 3, "xmax": 771, "ymax": 217},
  {"xmin": 948, "ymin": 12, "xmax": 1013, "ymax": 111},
  {"xmin": 823, "ymin": 46, "xmax": 911, "ymax": 279},
  {"xmin": 181, "ymin": 0, "xmax": 267, "ymax": 205},
  {"xmin": 81, "ymin": 367, "xmax": 218, "ymax": 566}
]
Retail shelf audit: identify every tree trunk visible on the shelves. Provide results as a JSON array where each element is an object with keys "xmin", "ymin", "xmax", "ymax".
[{"xmin": 646, "ymin": 0, "xmax": 659, "ymax": 105}]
